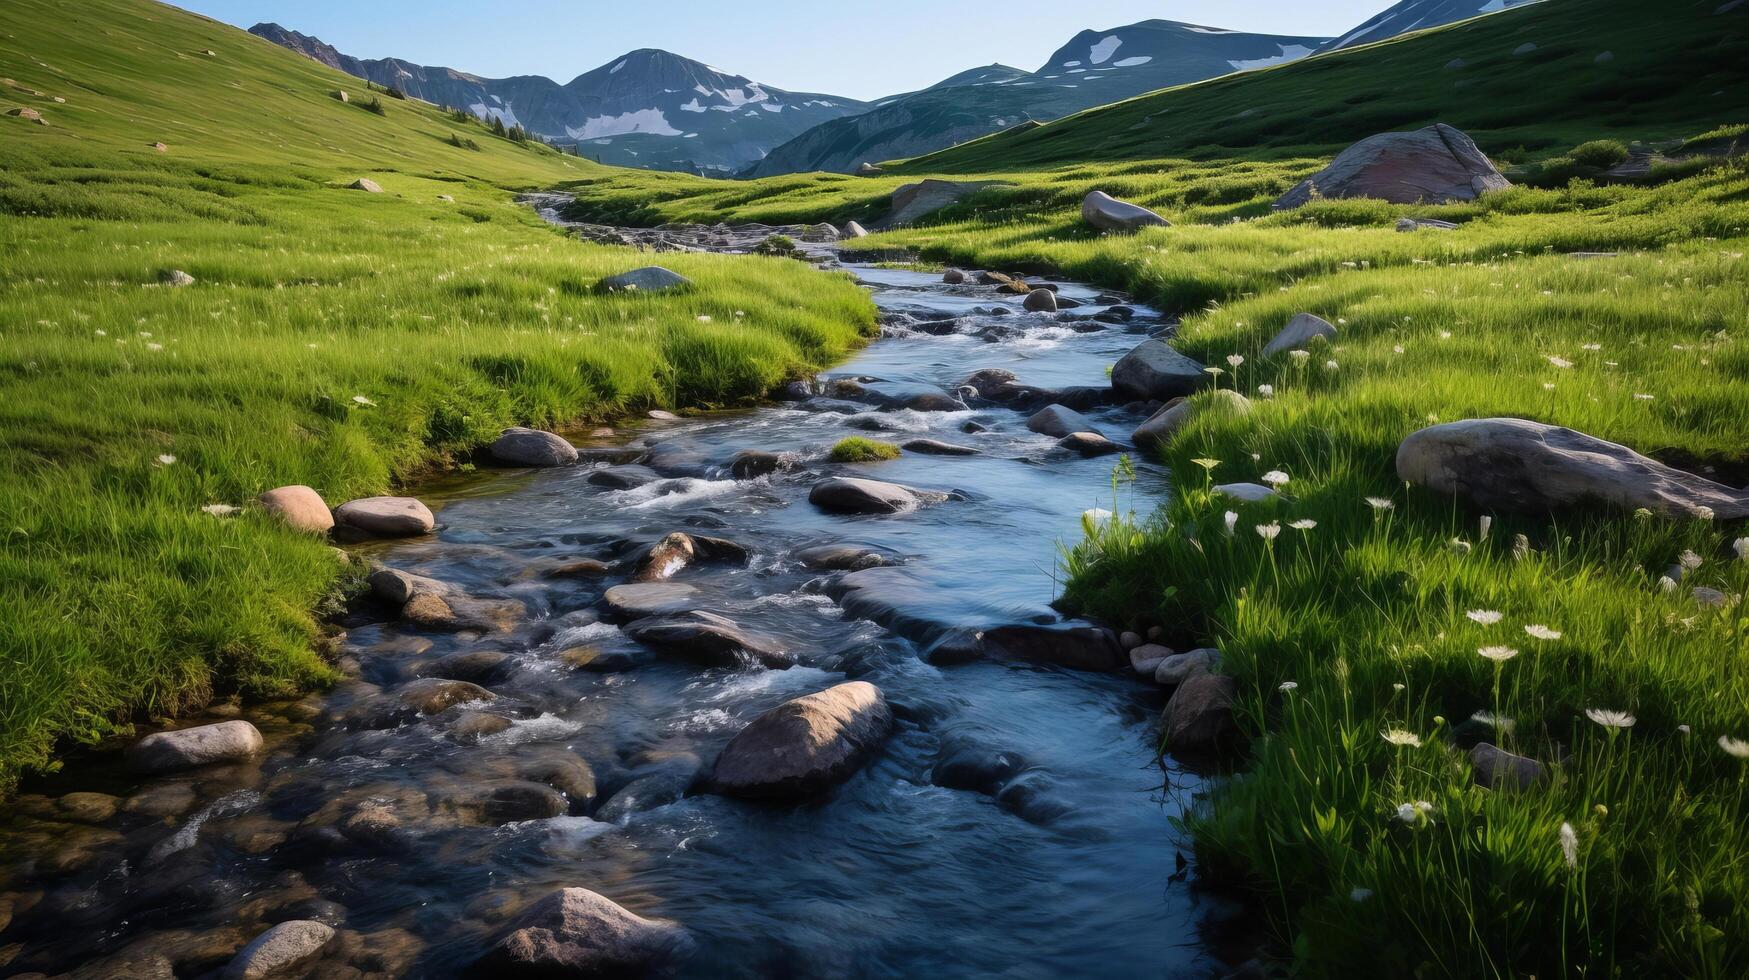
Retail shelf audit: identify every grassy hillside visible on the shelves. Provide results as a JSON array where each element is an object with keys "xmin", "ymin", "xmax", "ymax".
[
  {"xmin": 0, "ymin": 0, "xmax": 875, "ymax": 789},
  {"xmin": 904, "ymin": 0, "xmax": 1747, "ymax": 172}
]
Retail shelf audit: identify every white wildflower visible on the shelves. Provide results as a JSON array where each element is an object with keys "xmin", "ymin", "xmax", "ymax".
[
  {"xmin": 1719, "ymin": 736, "xmax": 1749, "ymax": 759},
  {"xmin": 1257, "ymin": 384, "xmax": 1275, "ymax": 398},
  {"xmin": 351, "ymin": 394, "xmax": 375, "ymax": 406},
  {"xmin": 1450, "ymin": 538, "xmax": 1473, "ymax": 555},
  {"xmin": 1365, "ymin": 496, "xmax": 1394, "ymax": 511},
  {"xmin": 1679, "ymin": 549, "xmax": 1703, "ymax": 571},
  {"xmin": 1256, "ymin": 521, "xmax": 1282, "ymax": 541},
  {"xmin": 1479, "ymin": 515, "xmax": 1492, "ymax": 539},
  {"xmin": 1382, "ymin": 729, "xmax": 1423, "ymax": 748},
  {"xmin": 1279, "ymin": 681, "xmax": 1299, "ymax": 693},
  {"xmin": 1478, "ymin": 645, "xmax": 1519, "ymax": 663},
  {"xmin": 1560, "ymin": 822, "xmax": 1578, "ymax": 868},
  {"xmin": 1734, "ymin": 538, "xmax": 1749, "ymax": 562},
  {"xmin": 1585, "ymin": 708, "xmax": 1636, "ymax": 730},
  {"xmin": 1466, "ymin": 609, "xmax": 1504, "ymax": 625},
  {"xmin": 1223, "ymin": 511, "xmax": 1238, "ymax": 537},
  {"xmin": 1226, "ymin": 354, "xmax": 1244, "ymax": 368},
  {"xmin": 1262, "ymin": 470, "xmax": 1289, "ymax": 488},
  {"xmin": 1524, "ymin": 624, "xmax": 1562, "ymax": 640},
  {"xmin": 1324, "ymin": 359, "xmax": 1340, "ymax": 371},
  {"xmin": 1659, "ymin": 575, "xmax": 1678, "ymax": 593},
  {"xmin": 1547, "ymin": 355, "xmax": 1573, "ymax": 369},
  {"xmin": 154, "ymin": 454, "xmax": 176, "ymax": 466},
  {"xmin": 696, "ymin": 315, "xmax": 713, "ymax": 323},
  {"xmin": 1289, "ymin": 519, "xmax": 1317, "ymax": 531},
  {"xmin": 1288, "ymin": 349, "xmax": 1311, "ymax": 363}
]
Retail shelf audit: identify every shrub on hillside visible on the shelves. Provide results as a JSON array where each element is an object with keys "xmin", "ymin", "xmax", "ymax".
[{"xmin": 1571, "ymin": 139, "xmax": 1630, "ymax": 169}]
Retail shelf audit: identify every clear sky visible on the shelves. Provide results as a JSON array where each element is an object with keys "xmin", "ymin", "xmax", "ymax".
[{"xmin": 177, "ymin": 1, "xmax": 1392, "ymax": 101}]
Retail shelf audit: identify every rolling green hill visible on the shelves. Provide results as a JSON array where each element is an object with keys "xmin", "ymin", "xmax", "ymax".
[
  {"xmin": 0, "ymin": 0, "xmax": 874, "ymax": 790},
  {"xmin": 903, "ymin": 0, "xmax": 1748, "ymax": 173}
]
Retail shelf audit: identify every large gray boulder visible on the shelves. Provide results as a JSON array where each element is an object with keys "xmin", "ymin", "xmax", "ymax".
[
  {"xmin": 477, "ymin": 887, "xmax": 691, "ymax": 976},
  {"xmin": 1275, "ymin": 123, "xmax": 1510, "ymax": 209},
  {"xmin": 332, "ymin": 496, "xmax": 434, "ymax": 537},
  {"xmin": 258, "ymin": 485, "xmax": 333, "ymax": 533},
  {"xmin": 603, "ymin": 582, "xmax": 699, "ymax": 618},
  {"xmin": 1132, "ymin": 391, "xmax": 1251, "ymax": 455},
  {"xmin": 1261, "ymin": 312, "xmax": 1337, "ymax": 357},
  {"xmin": 1111, "ymin": 339, "xmax": 1207, "ymax": 401},
  {"xmin": 127, "ymin": 720, "xmax": 265, "ymax": 774},
  {"xmin": 596, "ymin": 266, "xmax": 692, "ymax": 294},
  {"xmin": 222, "ymin": 920, "xmax": 334, "ymax": 980},
  {"xmin": 809, "ymin": 477, "xmax": 926, "ymax": 515},
  {"xmin": 1397, "ymin": 418, "xmax": 1749, "ymax": 519},
  {"xmin": 1082, "ymin": 190, "xmax": 1170, "ymax": 233},
  {"xmin": 882, "ymin": 179, "xmax": 1004, "ymax": 227},
  {"xmin": 710, "ymin": 681, "xmax": 894, "ymax": 798},
  {"xmin": 488, "ymin": 427, "xmax": 577, "ymax": 467},
  {"xmin": 1022, "ymin": 288, "xmax": 1058, "ymax": 313},
  {"xmin": 1026, "ymin": 404, "xmax": 1101, "ymax": 439}
]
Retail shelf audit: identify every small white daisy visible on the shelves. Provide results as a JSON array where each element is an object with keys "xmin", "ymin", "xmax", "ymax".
[
  {"xmin": 1585, "ymin": 708, "xmax": 1636, "ymax": 730},
  {"xmin": 1365, "ymin": 496, "xmax": 1394, "ymax": 511},
  {"xmin": 1466, "ymin": 609, "xmax": 1504, "ymax": 625},
  {"xmin": 1560, "ymin": 822, "xmax": 1578, "ymax": 868},
  {"xmin": 1478, "ymin": 645, "xmax": 1519, "ymax": 662},
  {"xmin": 1289, "ymin": 519, "xmax": 1317, "ymax": 531},
  {"xmin": 1279, "ymin": 680, "xmax": 1299, "ymax": 693},
  {"xmin": 1255, "ymin": 522, "xmax": 1281, "ymax": 541},
  {"xmin": 1261, "ymin": 470, "xmax": 1289, "ymax": 488},
  {"xmin": 154, "ymin": 453, "xmax": 176, "ymax": 466},
  {"xmin": 1382, "ymin": 729, "xmax": 1422, "ymax": 748},
  {"xmin": 1524, "ymin": 624, "xmax": 1562, "ymax": 640}
]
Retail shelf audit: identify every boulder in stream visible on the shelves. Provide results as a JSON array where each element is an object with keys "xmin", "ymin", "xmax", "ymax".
[
  {"xmin": 710, "ymin": 681, "xmax": 894, "ymax": 798},
  {"xmin": 221, "ymin": 920, "xmax": 335, "ymax": 980},
  {"xmin": 980, "ymin": 622, "xmax": 1124, "ymax": 672},
  {"xmin": 1026, "ymin": 404, "xmax": 1101, "ymax": 439},
  {"xmin": 1058, "ymin": 432, "xmax": 1121, "ymax": 457},
  {"xmin": 128, "ymin": 720, "xmax": 265, "ymax": 774},
  {"xmin": 488, "ymin": 427, "xmax": 578, "ymax": 467},
  {"xmin": 1111, "ymin": 339, "xmax": 1206, "ymax": 402},
  {"xmin": 332, "ymin": 496, "xmax": 434, "ymax": 537},
  {"xmin": 1162, "ymin": 673, "xmax": 1238, "ymax": 757},
  {"xmin": 623, "ymin": 610, "xmax": 793, "ymax": 669},
  {"xmin": 476, "ymin": 887, "xmax": 692, "ymax": 976},
  {"xmin": 603, "ymin": 582, "xmax": 700, "ymax": 618},
  {"xmin": 809, "ymin": 477, "xmax": 927, "ymax": 515}
]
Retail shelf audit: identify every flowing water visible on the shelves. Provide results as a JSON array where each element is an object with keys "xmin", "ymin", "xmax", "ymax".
[{"xmin": 0, "ymin": 228, "xmax": 1234, "ymax": 977}]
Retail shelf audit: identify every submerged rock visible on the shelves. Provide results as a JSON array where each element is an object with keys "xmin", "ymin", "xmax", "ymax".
[
  {"xmin": 587, "ymin": 463, "xmax": 662, "ymax": 489},
  {"xmin": 1058, "ymin": 432, "xmax": 1120, "ymax": 456},
  {"xmin": 128, "ymin": 720, "xmax": 265, "ymax": 774},
  {"xmin": 595, "ymin": 753, "xmax": 702, "ymax": 823},
  {"xmin": 902, "ymin": 438, "xmax": 980, "ymax": 456},
  {"xmin": 980, "ymin": 622, "xmax": 1123, "ymax": 672},
  {"xmin": 221, "ymin": 920, "xmax": 334, "ymax": 979},
  {"xmin": 476, "ymin": 887, "xmax": 691, "ymax": 976},
  {"xmin": 1274, "ymin": 123, "xmax": 1510, "ymax": 209},
  {"xmin": 623, "ymin": 610, "xmax": 792, "ymax": 669},
  {"xmin": 1397, "ymin": 418, "xmax": 1749, "ymax": 519},
  {"xmin": 793, "ymin": 544, "xmax": 894, "ymax": 571},
  {"xmin": 630, "ymin": 531, "xmax": 748, "ymax": 582},
  {"xmin": 711, "ymin": 681, "xmax": 894, "ymax": 798}
]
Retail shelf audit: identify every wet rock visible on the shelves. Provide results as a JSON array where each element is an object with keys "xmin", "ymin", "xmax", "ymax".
[
  {"xmin": 1154, "ymin": 648, "xmax": 1219, "ymax": 685},
  {"xmin": 1130, "ymin": 643, "xmax": 1172, "ymax": 676},
  {"xmin": 630, "ymin": 531, "xmax": 748, "ymax": 582},
  {"xmin": 1397, "ymin": 418, "xmax": 1749, "ymax": 519},
  {"xmin": 1025, "ymin": 404, "xmax": 1100, "ymax": 439},
  {"xmin": 809, "ymin": 477, "xmax": 926, "ymax": 515},
  {"xmin": 1022, "ymin": 288, "xmax": 1058, "ymax": 313},
  {"xmin": 128, "ymin": 720, "xmax": 265, "ymax": 774},
  {"xmin": 519, "ymin": 750, "xmax": 598, "ymax": 805},
  {"xmin": 730, "ymin": 450, "xmax": 795, "ymax": 479},
  {"xmin": 942, "ymin": 269, "xmax": 966, "ymax": 285},
  {"xmin": 475, "ymin": 887, "xmax": 692, "ymax": 976},
  {"xmin": 901, "ymin": 438, "xmax": 979, "ymax": 456},
  {"xmin": 931, "ymin": 737, "xmax": 1027, "ymax": 796},
  {"xmin": 332, "ymin": 496, "xmax": 434, "ymax": 537},
  {"xmin": 603, "ymin": 582, "xmax": 699, "ymax": 618},
  {"xmin": 396, "ymin": 677, "xmax": 495, "ymax": 715},
  {"xmin": 1111, "ymin": 339, "xmax": 1206, "ymax": 402},
  {"xmin": 596, "ymin": 266, "xmax": 692, "ymax": 294},
  {"xmin": 995, "ymin": 769, "xmax": 1076, "ymax": 824},
  {"xmin": 124, "ymin": 781, "xmax": 199, "ymax": 817},
  {"xmin": 544, "ymin": 557, "xmax": 614, "ymax": 579},
  {"xmin": 1261, "ymin": 312, "xmax": 1337, "ymax": 357},
  {"xmin": 1132, "ymin": 391, "xmax": 1250, "ymax": 455},
  {"xmin": 471, "ymin": 781, "xmax": 569, "ymax": 824},
  {"xmin": 450, "ymin": 710, "xmax": 514, "ymax": 743},
  {"xmin": 1274, "ymin": 123, "xmax": 1510, "ymax": 209},
  {"xmin": 1082, "ymin": 190, "xmax": 1171, "ymax": 233},
  {"xmin": 221, "ymin": 920, "xmax": 335, "ymax": 980},
  {"xmin": 488, "ymin": 427, "xmax": 578, "ymax": 467},
  {"xmin": 595, "ymin": 754, "xmax": 701, "ymax": 823},
  {"xmin": 793, "ymin": 544, "xmax": 894, "ymax": 571},
  {"xmin": 1058, "ymin": 432, "xmax": 1121, "ymax": 456},
  {"xmin": 1162, "ymin": 673, "xmax": 1238, "ymax": 756},
  {"xmin": 347, "ymin": 178, "xmax": 382, "ymax": 193},
  {"xmin": 16, "ymin": 791, "xmax": 120, "ymax": 825},
  {"xmin": 401, "ymin": 591, "xmax": 522, "ymax": 633},
  {"xmin": 1470, "ymin": 742, "xmax": 1546, "ymax": 790},
  {"xmin": 623, "ymin": 610, "xmax": 792, "ymax": 669},
  {"xmin": 711, "ymin": 681, "xmax": 893, "ymax": 799},
  {"xmin": 367, "ymin": 566, "xmax": 451, "ymax": 605},
  {"xmin": 258, "ymin": 485, "xmax": 333, "ymax": 533},
  {"xmin": 981, "ymin": 622, "xmax": 1124, "ymax": 672},
  {"xmin": 587, "ymin": 464, "xmax": 662, "ymax": 489},
  {"xmin": 419, "ymin": 650, "xmax": 514, "ymax": 686}
]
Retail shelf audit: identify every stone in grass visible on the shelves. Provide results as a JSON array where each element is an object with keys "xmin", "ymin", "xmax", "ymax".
[
  {"xmin": 127, "ymin": 720, "xmax": 265, "ymax": 774},
  {"xmin": 711, "ymin": 681, "xmax": 894, "ymax": 799},
  {"xmin": 221, "ymin": 920, "xmax": 335, "ymax": 980},
  {"xmin": 333, "ymin": 496, "xmax": 435, "ymax": 537},
  {"xmin": 1273, "ymin": 124, "xmax": 1510, "ymax": 209},
  {"xmin": 488, "ymin": 427, "xmax": 578, "ymax": 467},
  {"xmin": 160, "ymin": 269, "xmax": 195, "ymax": 287},
  {"xmin": 1161, "ymin": 673, "xmax": 1238, "ymax": 757},
  {"xmin": 348, "ymin": 178, "xmax": 383, "ymax": 193},
  {"xmin": 1154, "ymin": 648, "xmax": 1219, "ymax": 685},
  {"xmin": 1397, "ymin": 418, "xmax": 1749, "ymax": 519},
  {"xmin": 1261, "ymin": 312, "xmax": 1337, "ymax": 357},
  {"xmin": 476, "ymin": 887, "xmax": 692, "ymax": 976},
  {"xmin": 1132, "ymin": 391, "xmax": 1251, "ymax": 456},
  {"xmin": 258, "ymin": 485, "xmax": 333, "ymax": 533},
  {"xmin": 1082, "ymin": 190, "xmax": 1171, "ymax": 233},
  {"xmin": 1213, "ymin": 483, "xmax": 1278, "ymax": 503},
  {"xmin": 1469, "ymin": 742, "xmax": 1545, "ymax": 790},
  {"xmin": 596, "ymin": 266, "xmax": 692, "ymax": 294}
]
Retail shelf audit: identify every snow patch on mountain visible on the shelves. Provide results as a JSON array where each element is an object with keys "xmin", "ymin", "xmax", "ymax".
[
  {"xmin": 1229, "ymin": 44, "xmax": 1317, "ymax": 71},
  {"xmin": 566, "ymin": 108, "xmax": 682, "ymax": 139},
  {"xmin": 1088, "ymin": 36, "xmax": 1124, "ymax": 64}
]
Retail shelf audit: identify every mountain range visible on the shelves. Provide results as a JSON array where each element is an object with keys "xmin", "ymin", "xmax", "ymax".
[
  {"xmin": 252, "ymin": 0, "xmax": 1551, "ymax": 178},
  {"xmin": 247, "ymin": 24, "xmax": 868, "ymax": 174}
]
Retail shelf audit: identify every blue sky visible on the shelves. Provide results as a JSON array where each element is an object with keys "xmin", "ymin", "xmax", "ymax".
[{"xmin": 179, "ymin": 1, "xmax": 1391, "ymax": 100}]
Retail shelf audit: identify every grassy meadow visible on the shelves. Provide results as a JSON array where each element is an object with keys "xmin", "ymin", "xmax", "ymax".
[
  {"xmin": 569, "ymin": 145, "xmax": 1749, "ymax": 974},
  {"xmin": 0, "ymin": 0, "xmax": 875, "ymax": 788}
]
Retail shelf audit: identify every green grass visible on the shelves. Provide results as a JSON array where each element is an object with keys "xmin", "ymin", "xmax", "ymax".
[
  {"xmin": 0, "ymin": 0, "xmax": 875, "ymax": 789},
  {"xmin": 567, "ymin": 140, "xmax": 1749, "ymax": 973},
  {"xmin": 827, "ymin": 436, "xmax": 901, "ymax": 463},
  {"xmin": 906, "ymin": 0, "xmax": 1748, "ymax": 173}
]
